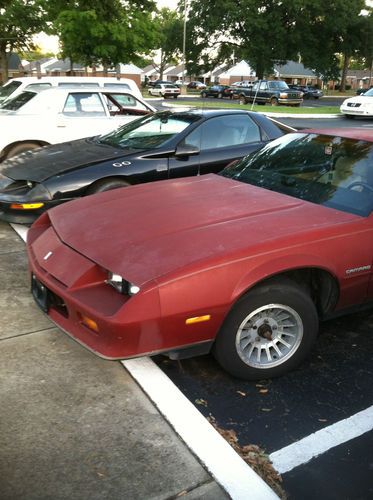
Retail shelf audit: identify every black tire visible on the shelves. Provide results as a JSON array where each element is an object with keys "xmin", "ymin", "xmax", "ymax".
[
  {"xmin": 345, "ymin": 114, "xmax": 355, "ymax": 119},
  {"xmin": 173, "ymin": 95, "xmax": 178, "ymax": 99},
  {"xmin": 239, "ymin": 95, "xmax": 247, "ymax": 105},
  {"xmin": 201, "ymin": 92, "xmax": 207, "ymax": 98},
  {"xmin": 218, "ymin": 92, "xmax": 223, "ymax": 99},
  {"xmin": 87, "ymin": 179, "xmax": 130, "ymax": 194},
  {"xmin": 7, "ymin": 142, "xmax": 42, "ymax": 159},
  {"xmin": 213, "ymin": 279, "xmax": 318, "ymax": 380},
  {"xmin": 270, "ymin": 97, "xmax": 278, "ymax": 106}
]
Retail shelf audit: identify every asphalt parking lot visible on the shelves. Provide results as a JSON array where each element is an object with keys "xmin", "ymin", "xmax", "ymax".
[{"xmin": 155, "ymin": 309, "xmax": 373, "ymax": 499}]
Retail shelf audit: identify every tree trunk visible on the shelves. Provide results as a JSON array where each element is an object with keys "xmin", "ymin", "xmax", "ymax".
[
  {"xmin": 0, "ymin": 47, "xmax": 9, "ymax": 84},
  {"xmin": 159, "ymin": 49, "xmax": 164, "ymax": 79},
  {"xmin": 340, "ymin": 53, "xmax": 350, "ymax": 92}
]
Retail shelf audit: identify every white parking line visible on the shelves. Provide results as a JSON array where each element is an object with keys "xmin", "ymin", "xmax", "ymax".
[
  {"xmin": 269, "ymin": 405, "xmax": 373, "ymax": 474},
  {"xmin": 123, "ymin": 357, "xmax": 279, "ymax": 500},
  {"xmin": 10, "ymin": 223, "xmax": 28, "ymax": 242}
]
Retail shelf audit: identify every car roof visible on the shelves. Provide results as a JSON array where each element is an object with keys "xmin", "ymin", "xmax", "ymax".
[
  {"xmin": 21, "ymin": 86, "xmax": 139, "ymax": 96},
  {"xmin": 157, "ymin": 109, "xmax": 259, "ymax": 118},
  {"xmin": 301, "ymin": 128, "xmax": 373, "ymax": 143}
]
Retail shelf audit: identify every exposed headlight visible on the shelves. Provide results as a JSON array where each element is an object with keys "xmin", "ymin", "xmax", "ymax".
[
  {"xmin": 279, "ymin": 92, "xmax": 289, "ymax": 99},
  {"xmin": 28, "ymin": 183, "xmax": 52, "ymax": 200},
  {"xmin": 0, "ymin": 174, "xmax": 12, "ymax": 190},
  {"xmin": 107, "ymin": 272, "xmax": 140, "ymax": 296}
]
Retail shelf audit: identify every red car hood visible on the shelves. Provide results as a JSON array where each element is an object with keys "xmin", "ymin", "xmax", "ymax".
[{"xmin": 48, "ymin": 174, "xmax": 357, "ymax": 285}]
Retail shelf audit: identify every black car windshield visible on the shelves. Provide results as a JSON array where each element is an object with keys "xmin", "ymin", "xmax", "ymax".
[
  {"xmin": 0, "ymin": 90, "xmax": 36, "ymax": 110},
  {"xmin": 220, "ymin": 132, "xmax": 373, "ymax": 217},
  {"xmin": 98, "ymin": 112, "xmax": 201, "ymax": 149}
]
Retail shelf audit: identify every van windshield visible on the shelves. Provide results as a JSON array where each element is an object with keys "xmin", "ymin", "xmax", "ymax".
[{"xmin": 0, "ymin": 81, "xmax": 22, "ymax": 102}]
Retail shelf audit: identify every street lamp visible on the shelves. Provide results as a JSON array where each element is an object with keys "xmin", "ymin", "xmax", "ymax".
[{"xmin": 182, "ymin": 0, "xmax": 187, "ymax": 85}]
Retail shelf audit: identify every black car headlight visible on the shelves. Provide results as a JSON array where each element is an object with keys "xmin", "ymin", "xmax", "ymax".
[
  {"xmin": 0, "ymin": 173, "xmax": 12, "ymax": 190},
  {"xmin": 107, "ymin": 272, "xmax": 140, "ymax": 296},
  {"xmin": 28, "ymin": 183, "xmax": 52, "ymax": 201}
]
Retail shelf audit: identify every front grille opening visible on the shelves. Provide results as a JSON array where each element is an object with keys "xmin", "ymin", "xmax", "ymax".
[{"xmin": 49, "ymin": 291, "xmax": 68, "ymax": 318}]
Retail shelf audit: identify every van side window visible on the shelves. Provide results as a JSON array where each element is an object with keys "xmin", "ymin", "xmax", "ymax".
[
  {"xmin": 103, "ymin": 83, "xmax": 130, "ymax": 90},
  {"xmin": 25, "ymin": 83, "xmax": 52, "ymax": 91},
  {"xmin": 58, "ymin": 82, "xmax": 100, "ymax": 88}
]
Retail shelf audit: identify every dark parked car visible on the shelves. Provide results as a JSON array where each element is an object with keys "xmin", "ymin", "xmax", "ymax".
[
  {"xmin": 201, "ymin": 85, "xmax": 233, "ymax": 99},
  {"xmin": 288, "ymin": 85, "xmax": 323, "ymax": 99},
  {"xmin": 0, "ymin": 109, "xmax": 294, "ymax": 223},
  {"xmin": 28, "ymin": 128, "xmax": 373, "ymax": 380},
  {"xmin": 187, "ymin": 81, "xmax": 206, "ymax": 90}
]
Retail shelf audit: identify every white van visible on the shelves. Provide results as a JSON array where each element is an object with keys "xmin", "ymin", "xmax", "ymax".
[{"xmin": 0, "ymin": 76, "xmax": 142, "ymax": 102}]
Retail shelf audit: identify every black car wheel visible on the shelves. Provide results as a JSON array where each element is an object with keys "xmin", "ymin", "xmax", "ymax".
[
  {"xmin": 239, "ymin": 95, "xmax": 247, "ymax": 105},
  {"xmin": 270, "ymin": 97, "xmax": 279, "ymax": 106},
  {"xmin": 201, "ymin": 91, "xmax": 207, "ymax": 98},
  {"xmin": 218, "ymin": 92, "xmax": 223, "ymax": 99},
  {"xmin": 213, "ymin": 278, "xmax": 318, "ymax": 380},
  {"xmin": 87, "ymin": 178, "xmax": 130, "ymax": 194}
]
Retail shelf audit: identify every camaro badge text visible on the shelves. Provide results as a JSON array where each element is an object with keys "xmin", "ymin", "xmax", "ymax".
[
  {"xmin": 345, "ymin": 265, "xmax": 371, "ymax": 275},
  {"xmin": 44, "ymin": 251, "xmax": 53, "ymax": 261}
]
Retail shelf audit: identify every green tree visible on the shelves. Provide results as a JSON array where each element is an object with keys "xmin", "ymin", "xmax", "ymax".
[
  {"xmin": 185, "ymin": 0, "xmax": 367, "ymax": 83},
  {"xmin": 49, "ymin": 0, "xmax": 158, "ymax": 69},
  {"xmin": 186, "ymin": 0, "xmax": 303, "ymax": 79},
  {"xmin": 0, "ymin": 0, "xmax": 46, "ymax": 82},
  {"xmin": 297, "ymin": 0, "xmax": 366, "ymax": 91},
  {"xmin": 151, "ymin": 8, "xmax": 183, "ymax": 79}
]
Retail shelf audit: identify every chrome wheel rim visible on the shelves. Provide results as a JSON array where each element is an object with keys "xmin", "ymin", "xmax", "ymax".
[{"xmin": 235, "ymin": 304, "xmax": 303, "ymax": 369}]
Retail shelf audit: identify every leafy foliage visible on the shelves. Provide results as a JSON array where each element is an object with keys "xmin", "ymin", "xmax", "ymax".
[
  {"xmin": 0, "ymin": 0, "xmax": 47, "ymax": 81},
  {"xmin": 185, "ymin": 0, "xmax": 371, "ymax": 83},
  {"xmin": 48, "ymin": 0, "xmax": 158, "ymax": 68}
]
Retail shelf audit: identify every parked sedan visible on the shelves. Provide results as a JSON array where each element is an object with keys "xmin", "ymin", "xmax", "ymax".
[
  {"xmin": 201, "ymin": 85, "xmax": 233, "ymax": 99},
  {"xmin": 27, "ymin": 128, "xmax": 373, "ymax": 380},
  {"xmin": 340, "ymin": 88, "xmax": 373, "ymax": 117},
  {"xmin": 148, "ymin": 83, "xmax": 181, "ymax": 98},
  {"xmin": 0, "ymin": 109, "xmax": 293, "ymax": 223},
  {"xmin": 288, "ymin": 85, "xmax": 323, "ymax": 99},
  {"xmin": 187, "ymin": 81, "xmax": 206, "ymax": 90},
  {"xmin": 0, "ymin": 87, "xmax": 155, "ymax": 160}
]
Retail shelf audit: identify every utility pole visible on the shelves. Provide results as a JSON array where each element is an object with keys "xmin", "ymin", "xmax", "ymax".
[{"xmin": 182, "ymin": 0, "xmax": 187, "ymax": 85}]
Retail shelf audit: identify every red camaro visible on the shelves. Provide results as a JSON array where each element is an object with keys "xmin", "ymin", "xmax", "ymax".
[{"xmin": 27, "ymin": 128, "xmax": 373, "ymax": 379}]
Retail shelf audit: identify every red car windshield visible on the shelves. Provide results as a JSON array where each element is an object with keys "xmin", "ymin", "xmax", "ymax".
[{"xmin": 221, "ymin": 132, "xmax": 373, "ymax": 217}]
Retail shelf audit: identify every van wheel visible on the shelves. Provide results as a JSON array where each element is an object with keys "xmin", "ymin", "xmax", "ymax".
[
  {"xmin": 6, "ymin": 142, "xmax": 42, "ymax": 159},
  {"xmin": 213, "ymin": 279, "xmax": 318, "ymax": 380}
]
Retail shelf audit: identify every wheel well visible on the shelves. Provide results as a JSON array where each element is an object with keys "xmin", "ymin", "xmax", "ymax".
[
  {"xmin": 245, "ymin": 268, "xmax": 339, "ymax": 318},
  {"xmin": 1, "ymin": 140, "xmax": 49, "ymax": 160},
  {"xmin": 86, "ymin": 176, "xmax": 131, "ymax": 195}
]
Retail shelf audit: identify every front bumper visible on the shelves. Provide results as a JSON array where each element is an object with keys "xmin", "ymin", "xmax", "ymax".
[
  {"xmin": 27, "ymin": 219, "xmax": 165, "ymax": 359},
  {"xmin": 340, "ymin": 105, "xmax": 372, "ymax": 117},
  {"xmin": 0, "ymin": 199, "xmax": 66, "ymax": 224}
]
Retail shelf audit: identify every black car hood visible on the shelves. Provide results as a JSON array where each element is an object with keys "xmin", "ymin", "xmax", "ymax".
[{"xmin": 0, "ymin": 138, "xmax": 136, "ymax": 183}]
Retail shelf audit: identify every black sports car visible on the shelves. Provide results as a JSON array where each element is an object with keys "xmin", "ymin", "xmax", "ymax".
[
  {"xmin": 0, "ymin": 109, "xmax": 293, "ymax": 223},
  {"xmin": 200, "ymin": 85, "xmax": 233, "ymax": 99}
]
